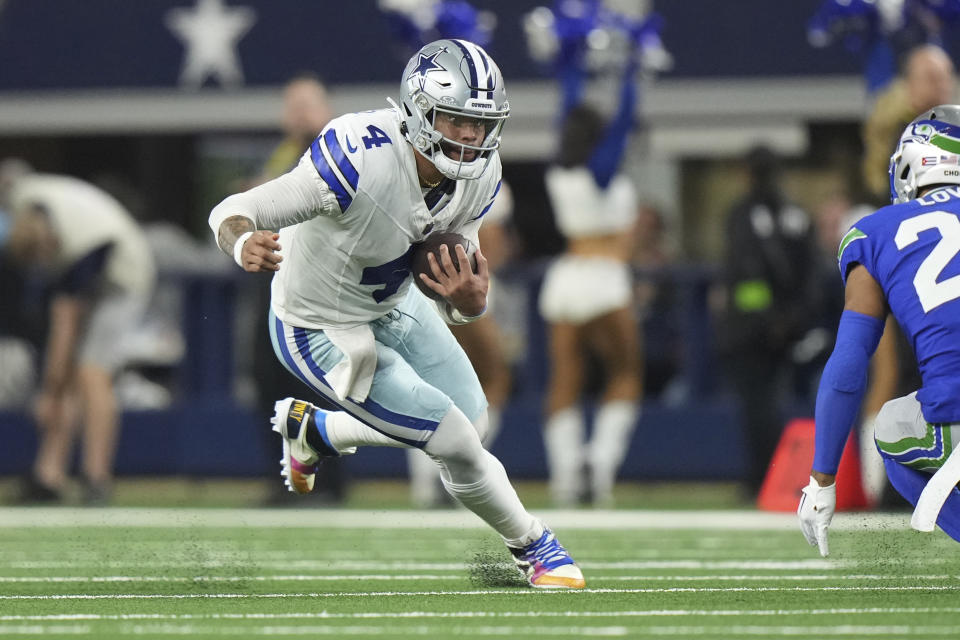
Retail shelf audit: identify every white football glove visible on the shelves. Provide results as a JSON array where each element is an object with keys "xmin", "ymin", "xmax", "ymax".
[{"xmin": 798, "ymin": 476, "xmax": 836, "ymax": 557}]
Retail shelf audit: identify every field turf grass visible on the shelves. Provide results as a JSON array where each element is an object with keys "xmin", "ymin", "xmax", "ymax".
[{"xmin": 1, "ymin": 507, "xmax": 959, "ymax": 639}]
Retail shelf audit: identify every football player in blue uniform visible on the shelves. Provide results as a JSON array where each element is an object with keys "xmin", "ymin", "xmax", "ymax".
[
  {"xmin": 209, "ymin": 40, "xmax": 584, "ymax": 589},
  {"xmin": 799, "ymin": 105, "xmax": 960, "ymax": 554}
]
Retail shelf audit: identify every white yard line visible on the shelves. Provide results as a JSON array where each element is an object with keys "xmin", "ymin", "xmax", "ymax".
[
  {"xmin": 625, "ymin": 626, "xmax": 960, "ymax": 637},
  {"xmin": 0, "ymin": 575, "xmax": 455, "ymax": 583},
  {"xmin": 0, "ymin": 559, "xmax": 854, "ymax": 570},
  {"xmin": 5, "ymin": 610, "xmax": 960, "ymax": 638},
  {"xmin": 0, "ymin": 507, "xmax": 908, "ymax": 531},
  {"xmin": 5, "ymin": 607, "xmax": 960, "ymax": 621},
  {"xmin": 3, "ymin": 622, "xmax": 960, "ymax": 637},
  {"xmin": 0, "ymin": 625, "xmax": 91, "ymax": 635},
  {"xmin": 0, "ymin": 573, "xmax": 949, "ymax": 584},
  {"xmin": 0, "ymin": 624, "xmax": 633, "ymax": 637},
  {"xmin": 2, "ymin": 585, "xmax": 959, "ymax": 600}
]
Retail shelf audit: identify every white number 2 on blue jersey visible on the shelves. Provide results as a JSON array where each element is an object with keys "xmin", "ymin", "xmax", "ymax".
[{"xmin": 895, "ymin": 210, "xmax": 960, "ymax": 312}]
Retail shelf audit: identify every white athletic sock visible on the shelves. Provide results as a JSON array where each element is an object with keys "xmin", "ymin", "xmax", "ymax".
[
  {"xmin": 425, "ymin": 406, "xmax": 542, "ymax": 545},
  {"xmin": 859, "ymin": 414, "xmax": 887, "ymax": 507},
  {"xmin": 543, "ymin": 407, "xmax": 586, "ymax": 507},
  {"xmin": 406, "ymin": 408, "xmax": 496, "ymax": 508},
  {"xmin": 440, "ymin": 449, "xmax": 543, "ymax": 546},
  {"xmin": 322, "ymin": 410, "xmax": 401, "ymax": 453},
  {"xmin": 406, "ymin": 448, "xmax": 444, "ymax": 508},
  {"xmin": 587, "ymin": 401, "xmax": 639, "ymax": 506}
]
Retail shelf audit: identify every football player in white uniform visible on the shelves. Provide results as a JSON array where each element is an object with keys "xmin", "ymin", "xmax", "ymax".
[{"xmin": 209, "ymin": 39, "xmax": 584, "ymax": 589}]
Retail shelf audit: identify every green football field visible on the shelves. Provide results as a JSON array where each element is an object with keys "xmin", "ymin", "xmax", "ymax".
[{"xmin": 1, "ymin": 507, "xmax": 959, "ymax": 639}]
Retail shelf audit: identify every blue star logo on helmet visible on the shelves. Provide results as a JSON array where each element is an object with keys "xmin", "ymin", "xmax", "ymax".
[{"xmin": 410, "ymin": 51, "xmax": 445, "ymax": 80}]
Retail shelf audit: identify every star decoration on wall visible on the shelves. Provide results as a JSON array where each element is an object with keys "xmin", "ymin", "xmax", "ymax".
[{"xmin": 165, "ymin": 0, "xmax": 256, "ymax": 89}]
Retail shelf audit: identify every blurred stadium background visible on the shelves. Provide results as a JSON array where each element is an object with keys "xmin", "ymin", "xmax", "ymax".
[{"xmin": 0, "ymin": 0, "xmax": 950, "ymax": 504}]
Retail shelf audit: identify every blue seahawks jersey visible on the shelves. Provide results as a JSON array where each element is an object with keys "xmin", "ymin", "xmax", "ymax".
[{"xmin": 838, "ymin": 186, "xmax": 960, "ymax": 422}]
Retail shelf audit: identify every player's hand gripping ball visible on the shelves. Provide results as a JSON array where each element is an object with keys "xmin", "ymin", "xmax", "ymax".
[{"xmin": 411, "ymin": 232, "xmax": 477, "ymax": 300}]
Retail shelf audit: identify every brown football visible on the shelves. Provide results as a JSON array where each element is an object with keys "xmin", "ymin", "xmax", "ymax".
[{"xmin": 410, "ymin": 232, "xmax": 477, "ymax": 300}]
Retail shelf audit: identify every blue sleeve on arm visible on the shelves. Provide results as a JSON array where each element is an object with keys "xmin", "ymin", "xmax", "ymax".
[
  {"xmin": 558, "ymin": 63, "xmax": 586, "ymax": 122},
  {"xmin": 812, "ymin": 310, "xmax": 885, "ymax": 474},
  {"xmin": 585, "ymin": 65, "xmax": 636, "ymax": 188}
]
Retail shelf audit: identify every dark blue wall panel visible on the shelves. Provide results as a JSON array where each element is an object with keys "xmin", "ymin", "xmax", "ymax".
[
  {"xmin": 0, "ymin": 0, "xmax": 901, "ymax": 91},
  {"xmin": 0, "ymin": 399, "xmax": 747, "ymax": 480}
]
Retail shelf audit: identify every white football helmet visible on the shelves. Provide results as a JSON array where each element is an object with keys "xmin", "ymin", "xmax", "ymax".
[
  {"xmin": 889, "ymin": 105, "xmax": 960, "ymax": 204},
  {"xmin": 391, "ymin": 39, "xmax": 509, "ymax": 180}
]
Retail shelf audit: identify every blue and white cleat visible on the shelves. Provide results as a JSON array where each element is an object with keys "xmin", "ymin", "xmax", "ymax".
[
  {"xmin": 508, "ymin": 528, "xmax": 586, "ymax": 589},
  {"xmin": 271, "ymin": 397, "xmax": 322, "ymax": 495}
]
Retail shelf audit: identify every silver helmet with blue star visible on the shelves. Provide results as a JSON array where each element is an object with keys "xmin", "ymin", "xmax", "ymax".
[
  {"xmin": 890, "ymin": 105, "xmax": 960, "ymax": 204},
  {"xmin": 393, "ymin": 39, "xmax": 509, "ymax": 180}
]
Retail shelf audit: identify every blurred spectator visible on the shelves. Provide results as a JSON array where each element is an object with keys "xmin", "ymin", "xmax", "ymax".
[
  {"xmin": 720, "ymin": 146, "xmax": 819, "ymax": 498},
  {"xmin": 248, "ymin": 73, "xmax": 345, "ymax": 506},
  {"xmin": 1, "ymin": 164, "xmax": 156, "ymax": 504},
  {"xmin": 631, "ymin": 203, "xmax": 683, "ymax": 403},
  {"xmin": 406, "ymin": 182, "xmax": 516, "ymax": 508},
  {"xmin": 862, "ymin": 44, "xmax": 956, "ymax": 203},
  {"xmin": 809, "ymin": 195, "xmax": 863, "ymax": 341},
  {"xmin": 538, "ymin": 57, "xmax": 642, "ymax": 508},
  {"xmin": 632, "ymin": 202, "xmax": 671, "ymax": 269},
  {"xmin": 0, "ymin": 163, "xmax": 45, "ymax": 412},
  {"xmin": 256, "ymin": 73, "xmax": 334, "ymax": 184}
]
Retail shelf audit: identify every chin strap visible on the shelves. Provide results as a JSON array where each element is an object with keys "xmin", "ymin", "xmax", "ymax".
[{"xmin": 385, "ymin": 96, "xmax": 410, "ymax": 142}]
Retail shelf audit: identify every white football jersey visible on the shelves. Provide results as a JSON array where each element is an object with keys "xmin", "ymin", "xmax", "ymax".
[{"xmin": 211, "ymin": 108, "xmax": 502, "ymax": 329}]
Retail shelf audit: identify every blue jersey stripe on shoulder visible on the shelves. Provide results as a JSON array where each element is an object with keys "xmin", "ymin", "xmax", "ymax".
[
  {"xmin": 323, "ymin": 128, "xmax": 359, "ymax": 191},
  {"xmin": 490, "ymin": 179, "xmax": 502, "ymax": 201},
  {"xmin": 311, "ymin": 137, "xmax": 352, "ymax": 212}
]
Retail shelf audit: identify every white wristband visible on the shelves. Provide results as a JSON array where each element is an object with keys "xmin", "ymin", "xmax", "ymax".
[
  {"xmin": 233, "ymin": 231, "xmax": 253, "ymax": 267},
  {"xmin": 449, "ymin": 304, "xmax": 486, "ymax": 324}
]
